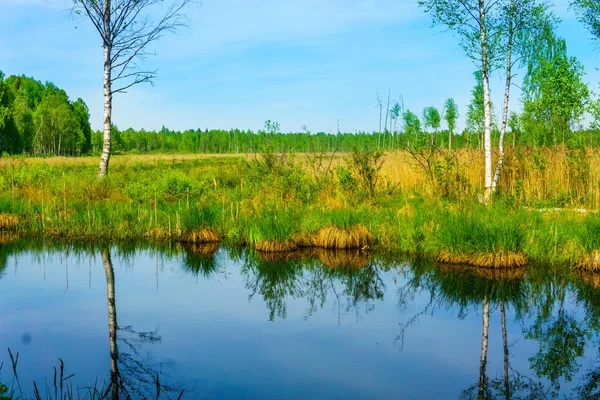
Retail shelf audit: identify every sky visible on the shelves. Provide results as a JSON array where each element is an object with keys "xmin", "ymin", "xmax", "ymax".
[{"xmin": 0, "ymin": 0, "xmax": 598, "ymax": 133}]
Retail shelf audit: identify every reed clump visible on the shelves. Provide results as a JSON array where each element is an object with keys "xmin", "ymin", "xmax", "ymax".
[
  {"xmin": 179, "ymin": 205, "xmax": 221, "ymax": 244},
  {"xmin": 0, "ymin": 213, "xmax": 19, "ymax": 231},
  {"xmin": 313, "ymin": 248, "xmax": 370, "ymax": 269},
  {"xmin": 246, "ymin": 208, "xmax": 300, "ymax": 252},
  {"xmin": 432, "ymin": 206, "xmax": 528, "ymax": 269},
  {"xmin": 180, "ymin": 228, "xmax": 221, "ymax": 244},
  {"xmin": 299, "ymin": 225, "xmax": 374, "ymax": 249},
  {"xmin": 574, "ymin": 250, "xmax": 600, "ymax": 272},
  {"xmin": 439, "ymin": 263, "xmax": 526, "ymax": 280},
  {"xmin": 571, "ymin": 214, "xmax": 600, "ymax": 271},
  {"xmin": 437, "ymin": 250, "xmax": 528, "ymax": 269}
]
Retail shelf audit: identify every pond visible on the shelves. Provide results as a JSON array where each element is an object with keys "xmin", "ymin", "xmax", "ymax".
[{"xmin": 1, "ymin": 239, "xmax": 600, "ymax": 399}]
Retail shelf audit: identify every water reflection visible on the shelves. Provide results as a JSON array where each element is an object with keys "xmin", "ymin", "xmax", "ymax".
[{"xmin": 2, "ymin": 240, "xmax": 600, "ymax": 398}]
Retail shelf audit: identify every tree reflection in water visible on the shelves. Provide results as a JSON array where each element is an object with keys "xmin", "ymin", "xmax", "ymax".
[
  {"xmin": 6, "ymin": 241, "xmax": 600, "ymax": 398},
  {"xmin": 101, "ymin": 247, "xmax": 185, "ymax": 400},
  {"xmin": 240, "ymin": 249, "xmax": 385, "ymax": 322}
]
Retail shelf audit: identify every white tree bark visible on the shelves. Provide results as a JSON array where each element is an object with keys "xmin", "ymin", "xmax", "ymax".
[
  {"xmin": 480, "ymin": 0, "xmax": 493, "ymax": 201},
  {"xmin": 102, "ymin": 248, "xmax": 120, "ymax": 400},
  {"xmin": 501, "ymin": 301, "xmax": 510, "ymax": 400},
  {"xmin": 99, "ymin": 0, "xmax": 112, "ymax": 179},
  {"xmin": 478, "ymin": 298, "xmax": 490, "ymax": 399},
  {"xmin": 492, "ymin": 0, "xmax": 515, "ymax": 192}
]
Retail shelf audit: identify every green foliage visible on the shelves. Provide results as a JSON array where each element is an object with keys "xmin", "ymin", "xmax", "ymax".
[
  {"xmin": 422, "ymin": 106, "xmax": 441, "ymax": 132},
  {"xmin": 345, "ymin": 148, "xmax": 385, "ymax": 199},
  {"xmin": 523, "ymin": 29, "xmax": 589, "ymax": 145},
  {"xmin": 444, "ymin": 98, "xmax": 458, "ymax": 134},
  {"xmin": 466, "ymin": 71, "xmax": 491, "ymax": 137},
  {"xmin": 0, "ymin": 74, "xmax": 91, "ymax": 156},
  {"xmin": 571, "ymin": 0, "xmax": 600, "ymax": 42},
  {"xmin": 403, "ymin": 109, "xmax": 421, "ymax": 136},
  {"xmin": 0, "ymin": 383, "xmax": 9, "ymax": 400}
]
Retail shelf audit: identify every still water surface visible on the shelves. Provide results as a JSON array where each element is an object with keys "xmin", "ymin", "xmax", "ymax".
[{"xmin": 1, "ymin": 241, "xmax": 600, "ymax": 399}]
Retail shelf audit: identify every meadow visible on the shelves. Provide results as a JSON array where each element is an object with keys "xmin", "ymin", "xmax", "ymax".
[{"xmin": 0, "ymin": 147, "xmax": 599, "ymax": 270}]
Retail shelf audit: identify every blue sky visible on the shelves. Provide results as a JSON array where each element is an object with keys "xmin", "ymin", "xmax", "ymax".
[{"xmin": 0, "ymin": 0, "xmax": 597, "ymax": 133}]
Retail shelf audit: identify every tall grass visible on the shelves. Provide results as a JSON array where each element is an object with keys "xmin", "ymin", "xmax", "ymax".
[
  {"xmin": 430, "ymin": 205, "xmax": 528, "ymax": 268},
  {"xmin": 0, "ymin": 150, "xmax": 599, "ymax": 268},
  {"xmin": 245, "ymin": 208, "xmax": 299, "ymax": 252}
]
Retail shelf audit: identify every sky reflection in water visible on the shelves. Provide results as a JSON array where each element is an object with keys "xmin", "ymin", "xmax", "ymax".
[{"xmin": 0, "ymin": 241, "xmax": 599, "ymax": 399}]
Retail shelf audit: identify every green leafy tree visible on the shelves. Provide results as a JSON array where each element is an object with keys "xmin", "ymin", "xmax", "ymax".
[
  {"xmin": 422, "ymin": 106, "xmax": 441, "ymax": 133},
  {"xmin": 419, "ymin": 0, "xmax": 503, "ymax": 199},
  {"xmin": 571, "ymin": 0, "xmax": 600, "ymax": 41},
  {"xmin": 0, "ymin": 72, "xmax": 18, "ymax": 156},
  {"xmin": 492, "ymin": 0, "xmax": 553, "ymax": 191},
  {"xmin": 523, "ymin": 36, "xmax": 589, "ymax": 147},
  {"xmin": 444, "ymin": 98, "xmax": 459, "ymax": 150},
  {"xmin": 403, "ymin": 109, "xmax": 421, "ymax": 140},
  {"xmin": 466, "ymin": 71, "xmax": 491, "ymax": 149}
]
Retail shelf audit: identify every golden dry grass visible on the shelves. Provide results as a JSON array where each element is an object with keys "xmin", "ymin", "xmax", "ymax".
[
  {"xmin": 0, "ymin": 232, "xmax": 19, "ymax": 244},
  {"xmin": 0, "ymin": 213, "xmax": 19, "ymax": 231},
  {"xmin": 313, "ymin": 249, "xmax": 369, "ymax": 269},
  {"xmin": 437, "ymin": 249, "xmax": 529, "ymax": 269},
  {"xmin": 255, "ymin": 240, "xmax": 299, "ymax": 253},
  {"xmin": 574, "ymin": 250, "xmax": 600, "ymax": 272},
  {"xmin": 255, "ymin": 249, "xmax": 311, "ymax": 263},
  {"xmin": 179, "ymin": 228, "xmax": 222, "ymax": 244},
  {"xmin": 578, "ymin": 270, "xmax": 600, "ymax": 288},
  {"xmin": 439, "ymin": 263, "xmax": 526, "ymax": 280},
  {"xmin": 298, "ymin": 224, "xmax": 374, "ymax": 249},
  {"xmin": 180, "ymin": 242, "xmax": 220, "ymax": 258}
]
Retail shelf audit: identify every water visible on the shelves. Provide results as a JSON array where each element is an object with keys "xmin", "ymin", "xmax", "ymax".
[{"xmin": 1, "ymin": 240, "xmax": 600, "ymax": 399}]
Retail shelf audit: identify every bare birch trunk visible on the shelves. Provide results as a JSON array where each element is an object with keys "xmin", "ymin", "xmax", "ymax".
[
  {"xmin": 478, "ymin": 297, "xmax": 490, "ymax": 400},
  {"xmin": 102, "ymin": 248, "xmax": 120, "ymax": 400},
  {"xmin": 492, "ymin": 0, "xmax": 514, "ymax": 192},
  {"xmin": 501, "ymin": 301, "xmax": 510, "ymax": 400},
  {"xmin": 99, "ymin": 0, "xmax": 112, "ymax": 179},
  {"xmin": 480, "ymin": 0, "xmax": 493, "ymax": 201}
]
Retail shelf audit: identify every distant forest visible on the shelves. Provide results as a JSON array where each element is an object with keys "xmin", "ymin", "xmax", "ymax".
[{"xmin": 1, "ymin": 71, "xmax": 599, "ymax": 156}]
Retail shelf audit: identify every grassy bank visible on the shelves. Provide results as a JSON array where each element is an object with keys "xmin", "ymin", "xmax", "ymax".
[{"xmin": 0, "ymin": 149, "xmax": 598, "ymax": 269}]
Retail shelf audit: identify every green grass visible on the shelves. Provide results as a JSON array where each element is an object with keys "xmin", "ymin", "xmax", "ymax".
[
  {"xmin": 245, "ymin": 207, "xmax": 299, "ymax": 247},
  {"xmin": 0, "ymin": 155, "xmax": 597, "ymax": 268},
  {"xmin": 429, "ymin": 204, "xmax": 527, "ymax": 255}
]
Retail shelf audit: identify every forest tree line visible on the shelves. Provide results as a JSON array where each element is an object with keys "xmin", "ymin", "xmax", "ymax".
[{"xmin": 0, "ymin": 72, "xmax": 92, "ymax": 157}]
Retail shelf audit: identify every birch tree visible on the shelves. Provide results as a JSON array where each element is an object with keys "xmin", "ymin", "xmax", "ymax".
[
  {"xmin": 571, "ymin": 0, "xmax": 600, "ymax": 41},
  {"xmin": 419, "ymin": 0, "xmax": 503, "ymax": 200},
  {"xmin": 491, "ymin": 0, "xmax": 552, "ymax": 191},
  {"xmin": 71, "ymin": 0, "xmax": 195, "ymax": 178}
]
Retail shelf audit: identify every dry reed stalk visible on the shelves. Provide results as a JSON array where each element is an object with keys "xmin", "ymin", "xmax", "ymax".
[
  {"xmin": 256, "ymin": 249, "xmax": 310, "ymax": 262},
  {"xmin": 255, "ymin": 240, "xmax": 299, "ymax": 252},
  {"xmin": 181, "ymin": 242, "xmax": 220, "ymax": 258},
  {"xmin": 574, "ymin": 250, "xmax": 600, "ymax": 272},
  {"xmin": 437, "ymin": 249, "xmax": 528, "ymax": 269},
  {"xmin": 578, "ymin": 270, "xmax": 600, "ymax": 288},
  {"xmin": 313, "ymin": 248, "xmax": 369, "ymax": 269},
  {"xmin": 439, "ymin": 263, "xmax": 526, "ymax": 280},
  {"xmin": 298, "ymin": 224, "xmax": 374, "ymax": 249},
  {"xmin": 0, "ymin": 232, "xmax": 19, "ymax": 244},
  {"xmin": 179, "ymin": 228, "xmax": 221, "ymax": 244},
  {"xmin": 0, "ymin": 213, "xmax": 19, "ymax": 231}
]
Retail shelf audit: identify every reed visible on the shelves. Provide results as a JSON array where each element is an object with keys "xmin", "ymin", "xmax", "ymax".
[
  {"xmin": 572, "ymin": 214, "xmax": 600, "ymax": 271},
  {"xmin": 246, "ymin": 208, "xmax": 300, "ymax": 252},
  {"xmin": 431, "ymin": 206, "xmax": 528, "ymax": 268},
  {"xmin": 0, "ymin": 213, "xmax": 19, "ymax": 231}
]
